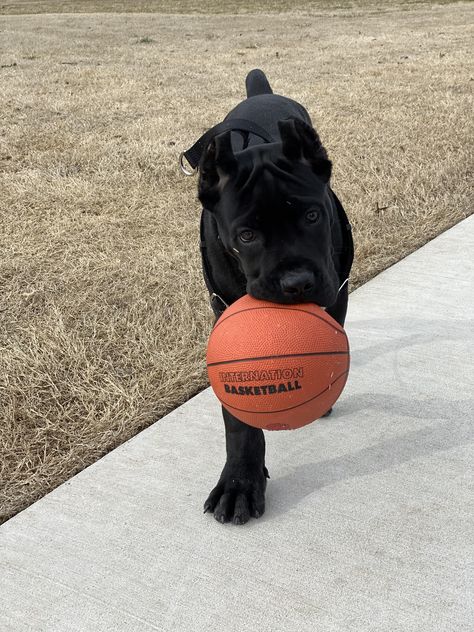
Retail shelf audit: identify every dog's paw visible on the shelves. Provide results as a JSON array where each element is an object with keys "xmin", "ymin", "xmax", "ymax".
[{"xmin": 203, "ymin": 464, "xmax": 269, "ymax": 525}]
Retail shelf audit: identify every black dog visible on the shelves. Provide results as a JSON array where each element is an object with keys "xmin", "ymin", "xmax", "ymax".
[{"xmin": 181, "ymin": 69, "xmax": 353, "ymax": 525}]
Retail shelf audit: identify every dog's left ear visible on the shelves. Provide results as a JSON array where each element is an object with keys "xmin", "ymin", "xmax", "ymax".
[
  {"xmin": 198, "ymin": 131, "xmax": 237, "ymax": 209},
  {"xmin": 278, "ymin": 118, "xmax": 332, "ymax": 182}
]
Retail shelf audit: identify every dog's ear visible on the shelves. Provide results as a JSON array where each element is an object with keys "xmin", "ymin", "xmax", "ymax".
[
  {"xmin": 278, "ymin": 118, "xmax": 332, "ymax": 183},
  {"xmin": 198, "ymin": 131, "xmax": 237, "ymax": 209}
]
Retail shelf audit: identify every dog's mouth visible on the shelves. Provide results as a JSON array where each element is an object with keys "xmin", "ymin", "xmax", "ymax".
[
  {"xmin": 247, "ymin": 282, "xmax": 337, "ymax": 309},
  {"xmin": 243, "ymin": 260, "xmax": 341, "ymax": 308}
]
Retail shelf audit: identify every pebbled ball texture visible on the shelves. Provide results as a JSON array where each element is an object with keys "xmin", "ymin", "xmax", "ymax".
[{"xmin": 207, "ymin": 294, "xmax": 350, "ymax": 430}]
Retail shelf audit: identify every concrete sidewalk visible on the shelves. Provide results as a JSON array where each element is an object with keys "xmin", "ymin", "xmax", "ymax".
[{"xmin": 1, "ymin": 215, "xmax": 473, "ymax": 632}]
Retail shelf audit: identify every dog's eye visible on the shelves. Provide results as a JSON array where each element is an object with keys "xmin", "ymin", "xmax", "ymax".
[
  {"xmin": 239, "ymin": 230, "xmax": 255, "ymax": 243},
  {"xmin": 306, "ymin": 210, "xmax": 319, "ymax": 223}
]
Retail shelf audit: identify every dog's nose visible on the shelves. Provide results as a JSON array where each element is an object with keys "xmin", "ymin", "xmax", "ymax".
[{"xmin": 280, "ymin": 270, "xmax": 315, "ymax": 298}]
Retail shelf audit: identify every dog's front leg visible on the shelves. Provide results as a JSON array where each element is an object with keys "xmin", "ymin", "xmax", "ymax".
[{"xmin": 204, "ymin": 406, "xmax": 269, "ymax": 525}]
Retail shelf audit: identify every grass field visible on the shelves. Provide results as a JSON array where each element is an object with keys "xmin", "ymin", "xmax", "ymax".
[
  {"xmin": 0, "ymin": 1, "xmax": 472, "ymax": 523},
  {"xmin": 0, "ymin": 0, "xmax": 460, "ymax": 15}
]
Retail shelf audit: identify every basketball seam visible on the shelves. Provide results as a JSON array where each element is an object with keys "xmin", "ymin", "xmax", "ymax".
[
  {"xmin": 207, "ymin": 349, "xmax": 349, "ymax": 368},
  {"xmin": 213, "ymin": 306, "xmax": 346, "ymax": 334},
  {"xmin": 218, "ymin": 369, "xmax": 349, "ymax": 416}
]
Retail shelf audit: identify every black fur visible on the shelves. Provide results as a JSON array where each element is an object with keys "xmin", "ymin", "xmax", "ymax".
[{"xmin": 197, "ymin": 70, "xmax": 353, "ymax": 524}]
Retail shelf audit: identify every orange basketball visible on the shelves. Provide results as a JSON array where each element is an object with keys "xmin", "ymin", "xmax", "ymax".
[{"xmin": 206, "ymin": 294, "xmax": 350, "ymax": 431}]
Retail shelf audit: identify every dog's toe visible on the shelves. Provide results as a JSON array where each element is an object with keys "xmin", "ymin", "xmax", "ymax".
[
  {"xmin": 233, "ymin": 493, "xmax": 251, "ymax": 525},
  {"xmin": 213, "ymin": 492, "xmax": 233, "ymax": 523}
]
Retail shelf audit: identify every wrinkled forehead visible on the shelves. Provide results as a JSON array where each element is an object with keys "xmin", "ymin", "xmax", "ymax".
[{"xmin": 231, "ymin": 143, "xmax": 327, "ymax": 209}]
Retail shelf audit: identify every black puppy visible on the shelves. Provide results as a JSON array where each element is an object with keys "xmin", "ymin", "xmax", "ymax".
[{"xmin": 182, "ymin": 69, "xmax": 353, "ymax": 525}]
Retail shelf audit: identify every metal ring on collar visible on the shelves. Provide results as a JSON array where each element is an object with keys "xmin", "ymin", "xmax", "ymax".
[
  {"xmin": 210, "ymin": 292, "xmax": 229, "ymax": 311},
  {"xmin": 179, "ymin": 152, "xmax": 197, "ymax": 176}
]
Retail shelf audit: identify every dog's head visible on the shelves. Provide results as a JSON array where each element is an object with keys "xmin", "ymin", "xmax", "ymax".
[{"xmin": 198, "ymin": 118, "xmax": 340, "ymax": 307}]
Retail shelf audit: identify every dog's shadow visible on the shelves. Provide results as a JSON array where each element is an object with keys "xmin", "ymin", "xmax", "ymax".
[
  {"xmin": 347, "ymin": 316, "xmax": 470, "ymax": 368},
  {"xmin": 267, "ymin": 393, "xmax": 473, "ymax": 517},
  {"xmin": 265, "ymin": 316, "xmax": 473, "ymax": 517}
]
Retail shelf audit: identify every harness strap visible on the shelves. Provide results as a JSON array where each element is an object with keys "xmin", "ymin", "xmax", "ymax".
[
  {"xmin": 199, "ymin": 210, "xmax": 230, "ymax": 317},
  {"xmin": 331, "ymin": 190, "xmax": 354, "ymax": 290},
  {"xmin": 180, "ymin": 118, "xmax": 274, "ymax": 174}
]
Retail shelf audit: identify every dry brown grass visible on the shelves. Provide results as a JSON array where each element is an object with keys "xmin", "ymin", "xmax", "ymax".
[
  {"xmin": 0, "ymin": 0, "xmax": 461, "ymax": 16},
  {"xmin": 0, "ymin": 2, "xmax": 472, "ymax": 523}
]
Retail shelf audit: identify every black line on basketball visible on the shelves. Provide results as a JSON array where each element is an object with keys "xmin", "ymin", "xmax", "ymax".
[
  {"xmin": 207, "ymin": 349, "xmax": 348, "ymax": 368},
  {"xmin": 213, "ymin": 306, "xmax": 346, "ymax": 334}
]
